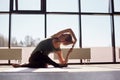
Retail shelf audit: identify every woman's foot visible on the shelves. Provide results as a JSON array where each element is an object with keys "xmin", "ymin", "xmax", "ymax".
[
  {"xmin": 12, "ymin": 64, "xmax": 21, "ymax": 68},
  {"xmin": 59, "ymin": 64, "xmax": 68, "ymax": 67}
]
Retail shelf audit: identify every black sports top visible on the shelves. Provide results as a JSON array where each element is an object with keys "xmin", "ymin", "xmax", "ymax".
[{"xmin": 31, "ymin": 38, "xmax": 61, "ymax": 55}]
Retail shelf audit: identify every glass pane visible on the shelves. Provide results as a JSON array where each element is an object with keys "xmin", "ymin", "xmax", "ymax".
[
  {"xmin": 114, "ymin": 0, "xmax": 120, "ymax": 12},
  {"xmin": 114, "ymin": 16, "xmax": 120, "ymax": 62},
  {"xmin": 47, "ymin": 0, "xmax": 78, "ymax": 12},
  {"xmin": 47, "ymin": 14, "xmax": 79, "ymax": 48},
  {"xmin": 0, "ymin": 0, "xmax": 9, "ymax": 11},
  {"xmin": 115, "ymin": 16, "xmax": 120, "ymax": 47},
  {"xmin": 0, "ymin": 15, "xmax": 9, "ymax": 47},
  {"xmin": 82, "ymin": 15, "xmax": 112, "ymax": 62},
  {"xmin": 81, "ymin": 0, "xmax": 109, "ymax": 13},
  {"xmin": 11, "ymin": 14, "xmax": 44, "ymax": 47},
  {"xmin": 18, "ymin": 0, "xmax": 41, "ymax": 10},
  {"xmin": 82, "ymin": 15, "xmax": 111, "ymax": 47}
]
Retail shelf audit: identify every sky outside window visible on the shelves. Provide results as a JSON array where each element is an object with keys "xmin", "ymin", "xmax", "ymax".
[
  {"xmin": 0, "ymin": 0, "xmax": 9, "ymax": 11},
  {"xmin": 114, "ymin": 0, "xmax": 120, "ymax": 12},
  {"xmin": 0, "ymin": 0, "xmax": 120, "ymax": 47},
  {"xmin": 18, "ymin": 0, "xmax": 41, "ymax": 10},
  {"xmin": 47, "ymin": 0, "xmax": 78, "ymax": 12},
  {"xmin": 0, "ymin": 14, "xmax": 9, "ymax": 47},
  {"xmin": 82, "ymin": 15, "xmax": 111, "ymax": 47},
  {"xmin": 114, "ymin": 16, "xmax": 120, "ymax": 47},
  {"xmin": 81, "ymin": 0, "xmax": 109, "ymax": 13},
  {"xmin": 11, "ymin": 14, "xmax": 44, "ymax": 47}
]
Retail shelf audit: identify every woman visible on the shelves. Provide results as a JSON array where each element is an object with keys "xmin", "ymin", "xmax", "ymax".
[{"xmin": 13, "ymin": 28, "xmax": 77, "ymax": 68}]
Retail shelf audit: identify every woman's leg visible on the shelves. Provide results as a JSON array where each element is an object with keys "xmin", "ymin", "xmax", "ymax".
[
  {"xmin": 12, "ymin": 62, "xmax": 47, "ymax": 68},
  {"xmin": 21, "ymin": 63, "xmax": 47, "ymax": 68},
  {"xmin": 29, "ymin": 52, "xmax": 66, "ymax": 68},
  {"xmin": 42, "ymin": 55, "xmax": 61, "ymax": 67},
  {"xmin": 12, "ymin": 51, "xmax": 65, "ymax": 68},
  {"xmin": 43, "ymin": 55, "xmax": 68, "ymax": 67},
  {"xmin": 28, "ymin": 51, "xmax": 60, "ymax": 67}
]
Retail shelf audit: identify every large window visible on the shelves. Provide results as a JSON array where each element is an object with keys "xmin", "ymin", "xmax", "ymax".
[{"xmin": 1, "ymin": 0, "xmax": 120, "ymax": 63}]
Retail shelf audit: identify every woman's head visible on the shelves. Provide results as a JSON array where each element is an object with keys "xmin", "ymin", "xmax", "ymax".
[{"xmin": 58, "ymin": 34, "xmax": 73, "ymax": 45}]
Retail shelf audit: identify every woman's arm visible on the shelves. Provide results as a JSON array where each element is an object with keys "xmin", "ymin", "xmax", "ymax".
[
  {"xmin": 53, "ymin": 28, "xmax": 77, "ymax": 64},
  {"xmin": 55, "ymin": 47, "xmax": 74, "ymax": 64},
  {"xmin": 51, "ymin": 28, "xmax": 77, "ymax": 45},
  {"xmin": 63, "ymin": 29, "xmax": 77, "ymax": 63},
  {"xmin": 51, "ymin": 28, "xmax": 70, "ymax": 38},
  {"xmin": 51, "ymin": 28, "xmax": 75, "ymax": 38},
  {"xmin": 67, "ymin": 28, "xmax": 77, "ymax": 44},
  {"xmin": 55, "ymin": 51, "xmax": 66, "ymax": 64},
  {"xmin": 64, "ymin": 48, "xmax": 73, "ymax": 63}
]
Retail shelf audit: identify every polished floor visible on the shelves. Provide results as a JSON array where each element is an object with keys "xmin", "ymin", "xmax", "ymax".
[
  {"xmin": 0, "ymin": 64, "xmax": 120, "ymax": 72},
  {"xmin": 0, "ymin": 64, "xmax": 120, "ymax": 80}
]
